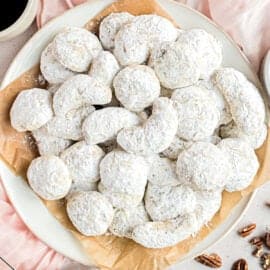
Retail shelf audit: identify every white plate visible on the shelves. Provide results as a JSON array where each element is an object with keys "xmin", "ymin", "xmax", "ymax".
[{"xmin": 0, "ymin": 0, "xmax": 266, "ymax": 266}]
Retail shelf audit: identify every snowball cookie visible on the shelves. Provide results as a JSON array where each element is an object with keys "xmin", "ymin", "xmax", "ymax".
[
  {"xmin": 176, "ymin": 142, "xmax": 231, "ymax": 190},
  {"xmin": 117, "ymin": 97, "xmax": 178, "ymax": 155},
  {"xmin": 40, "ymin": 43, "xmax": 75, "ymax": 84},
  {"xmin": 149, "ymin": 41, "xmax": 200, "ymax": 89},
  {"xmin": 145, "ymin": 183, "xmax": 197, "ymax": 221},
  {"xmin": 99, "ymin": 12, "xmax": 134, "ymax": 50},
  {"xmin": 88, "ymin": 51, "xmax": 120, "ymax": 86},
  {"xmin": 82, "ymin": 107, "xmax": 141, "ymax": 145},
  {"xmin": 53, "ymin": 74, "xmax": 112, "ymax": 116},
  {"xmin": 171, "ymin": 86, "xmax": 220, "ymax": 141},
  {"xmin": 61, "ymin": 141, "xmax": 105, "ymax": 192},
  {"xmin": 27, "ymin": 156, "xmax": 71, "ymax": 200},
  {"xmin": 113, "ymin": 65, "xmax": 160, "ymax": 112},
  {"xmin": 109, "ymin": 203, "xmax": 149, "ymax": 238},
  {"xmin": 10, "ymin": 88, "xmax": 53, "ymax": 132},
  {"xmin": 146, "ymin": 155, "xmax": 180, "ymax": 186},
  {"xmin": 100, "ymin": 150, "xmax": 148, "ymax": 195},
  {"xmin": 177, "ymin": 29, "xmax": 222, "ymax": 78},
  {"xmin": 42, "ymin": 105, "xmax": 95, "ymax": 140},
  {"xmin": 66, "ymin": 191, "xmax": 114, "ymax": 236},
  {"xmin": 197, "ymin": 79, "xmax": 232, "ymax": 125},
  {"xmin": 213, "ymin": 68, "xmax": 266, "ymax": 145},
  {"xmin": 32, "ymin": 127, "xmax": 72, "ymax": 156},
  {"xmin": 132, "ymin": 213, "xmax": 200, "ymax": 248},
  {"xmin": 98, "ymin": 182, "xmax": 143, "ymax": 209},
  {"xmin": 114, "ymin": 15, "xmax": 177, "ymax": 66},
  {"xmin": 218, "ymin": 138, "xmax": 259, "ymax": 192},
  {"xmin": 52, "ymin": 27, "xmax": 102, "ymax": 72}
]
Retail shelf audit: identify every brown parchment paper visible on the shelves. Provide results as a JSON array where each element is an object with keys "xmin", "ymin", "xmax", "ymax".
[{"xmin": 1, "ymin": 0, "xmax": 270, "ymax": 269}]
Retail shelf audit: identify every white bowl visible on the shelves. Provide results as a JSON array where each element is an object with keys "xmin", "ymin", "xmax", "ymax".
[
  {"xmin": 261, "ymin": 50, "xmax": 270, "ymax": 100},
  {"xmin": 0, "ymin": 0, "xmax": 38, "ymax": 42}
]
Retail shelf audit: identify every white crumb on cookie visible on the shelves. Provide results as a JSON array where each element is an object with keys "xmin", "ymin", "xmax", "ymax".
[
  {"xmin": 109, "ymin": 203, "xmax": 149, "ymax": 238},
  {"xmin": 177, "ymin": 29, "xmax": 222, "ymax": 79},
  {"xmin": 88, "ymin": 51, "xmax": 120, "ymax": 86},
  {"xmin": 113, "ymin": 65, "xmax": 160, "ymax": 112},
  {"xmin": 146, "ymin": 155, "xmax": 180, "ymax": 186},
  {"xmin": 117, "ymin": 97, "xmax": 178, "ymax": 155},
  {"xmin": 100, "ymin": 150, "xmax": 148, "ymax": 195},
  {"xmin": 149, "ymin": 41, "xmax": 200, "ymax": 89},
  {"xmin": 66, "ymin": 191, "xmax": 114, "ymax": 236},
  {"xmin": 10, "ymin": 88, "xmax": 53, "ymax": 132},
  {"xmin": 218, "ymin": 138, "xmax": 259, "ymax": 192},
  {"xmin": 145, "ymin": 183, "xmax": 197, "ymax": 221},
  {"xmin": 27, "ymin": 155, "xmax": 71, "ymax": 200},
  {"xmin": 176, "ymin": 142, "xmax": 231, "ymax": 190},
  {"xmin": 42, "ymin": 105, "xmax": 95, "ymax": 140},
  {"xmin": 82, "ymin": 107, "xmax": 141, "ymax": 145},
  {"xmin": 32, "ymin": 127, "xmax": 72, "ymax": 156},
  {"xmin": 171, "ymin": 86, "xmax": 220, "ymax": 141},
  {"xmin": 53, "ymin": 74, "xmax": 112, "ymax": 115},
  {"xmin": 52, "ymin": 27, "xmax": 102, "ymax": 72},
  {"xmin": 99, "ymin": 12, "xmax": 134, "ymax": 50},
  {"xmin": 60, "ymin": 141, "xmax": 105, "ymax": 190},
  {"xmin": 40, "ymin": 43, "xmax": 75, "ymax": 84},
  {"xmin": 98, "ymin": 182, "xmax": 143, "ymax": 209}
]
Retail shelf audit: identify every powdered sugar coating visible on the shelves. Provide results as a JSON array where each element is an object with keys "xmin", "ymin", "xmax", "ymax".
[
  {"xmin": 82, "ymin": 107, "xmax": 141, "ymax": 145},
  {"xmin": 99, "ymin": 12, "xmax": 134, "ymax": 50},
  {"xmin": 42, "ymin": 105, "xmax": 95, "ymax": 140},
  {"xmin": 176, "ymin": 142, "xmax": 231, "ymax": 190},
  {"xmin": 61, "ymin": 141, "xmax": 105, "ymax": 188},
  {"xmin": 117, "ymin": 97, "xmax": 178, "ymax": 155},
  {"xmin": 88, "ymin": 51, "xmax": 120, "ymax": 86},
  {"xmin": 114, "ymin": 15, "xmax": 177, "ymax": 66},
  {"xmin": 146, "ymin": 155, "xmax": 180, "ymax": 186},
  {"xmin": 213, "ymin": 68, "xmax": 266, "ymax": 142},
  {"xmin": 132, "ymin": 214, "xmax": 200, "ymax": 248},
  {"xmin": 171, "ymin": 86, "xmax": 220, "ymax": 141},
  {"xmin": 66, "ymin": 191, "xmax": 113, "ymax": 236},
  {"xmin": 52, "ymin": 27, "xmax": 102, "ymax": 72},
  {"xmin": 10, "ymin": 88, "xmax": 53, "ymax": 132},
  {"xmin": 47, "ymin": 84, "xmax": 60, "ymax": 94},
  {"xmin": 40, "ymin": 43, "xmax": 75, "ymax": 84},
  {"xmin": 32, "ymin": 127, "xmax": 72, "ymax": 156},
  {"xmin": 53, "ymin": 74, "xmax": 112, "ymax": 116},
  {"xmin": 98, "ymin": 182, "xmax": 143, "ymax": 209},
  {"xmin": 109, "ymin": 203, "xmax": 149, "ymax": 238},
  {"xmin": 113, "ymin": 65, "xmax": 160, "ymax": 112},
  {"xmin": 27, "ymin": 156, "xmax": 71, "ymax": 200},
  {"xmin": 149, "ymin": 41, "xmax": 200, "ymax": 89},
  {"xmin": 145, "ymin": 183, "xmax": 197, "ymax": 221},
  {"xmin": 177, "ymin": 29, "xmax": 222, "ymax": 78},
  {"xmin": 218, "ymin": 138, "xmax": 259, "ymax": 192},
  {"xmin": 100, "ymin": 150, "xmax": 148, "ymax": 195}
]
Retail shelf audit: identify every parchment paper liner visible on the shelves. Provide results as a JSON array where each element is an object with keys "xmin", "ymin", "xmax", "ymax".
[{"xmin": 1, "ymin": 0, "xmax": 270, "ymax": 269}]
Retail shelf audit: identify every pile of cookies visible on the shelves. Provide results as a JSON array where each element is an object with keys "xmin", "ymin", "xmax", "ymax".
[{"xmin": 9, "ymin": 12, "xmax": 267, "ymax": 248}]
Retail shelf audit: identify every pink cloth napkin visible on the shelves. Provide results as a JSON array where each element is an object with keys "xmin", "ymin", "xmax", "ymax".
[{"xmin": 2, "ymin": 0, "xmax": 270, "ymax": 269}]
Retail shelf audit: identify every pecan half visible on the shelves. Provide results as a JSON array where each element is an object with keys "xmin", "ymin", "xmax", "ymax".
[
  {"xmin": 265, "ymin": 233, "xmax": 270, "ymax": 248},
  {"xmin": 252, "ymin": 247, "xmax": 263, "ymax": 258},
  {"xmin": 249, "ymin": 237, "xmax": 264, "ymax": 248},
  {"xmin": 195, "ymin": 253, "xmax": 222, "ymax": 268},
  {"xmin": 238, "ymin": 223, "xmax": 256, "ymax": 237},
  {"xmin": 261, "ymin": 253, "xmax": 270, "ymax": 269},
  {"xmin": 232, "ymin": 259, "xmax": 248, "ymax": 270}
]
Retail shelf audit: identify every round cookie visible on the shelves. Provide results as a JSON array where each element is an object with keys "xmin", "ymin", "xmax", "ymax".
[
  {"xmin": 99, "ymin": 12, "xmax": 134, "ymax": 50},
  {"xmin": 10, "ymin": 88, "xmax": 53, "ymax": 132},
  {"xmin": 27, "ymin": 156, "xmax": 71, "ymax": 200},
  {"xmin": 66, "ymin": 191, "xmax": 114, "ymax": 236},
  {"xmin": 40, "ymin": 43, "xmax": 75, "ymax": 84},
  {"xmin": 113, "ymin": 65, "xmax": 160, "ymax": 112},
  {"xmin": 52, "ymin": 27, "xmax": 102, "ymax": 72},
  {"xmin": 218, "ymin": 138, "xmax": 259, "ymax": 192},
  {"xmin": 171, "ymin": 86, "xmax": 220, "ymax": 141},
  {"xmin": 88, "ymin": 51, "xmax": 120, "ymax": 86},
  {"xmin": 176, "ymin": 142, "xmax": 231, "ymax": 190}
]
